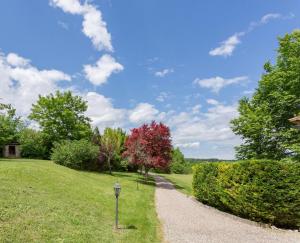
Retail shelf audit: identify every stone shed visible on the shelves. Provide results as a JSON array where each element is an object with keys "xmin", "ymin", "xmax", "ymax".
[{"xmin": 3, "ymin": 143, "xmax": 21, "ymax": 158}]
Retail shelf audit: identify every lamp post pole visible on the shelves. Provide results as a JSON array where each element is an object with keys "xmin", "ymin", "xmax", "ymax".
[
  {"xmin": 115, "ymin": 193, "xmax": 119, "ymax": 228},
  {"xmin": 114, "ymin": 183, "xmax": 121, "ymax": 229}
]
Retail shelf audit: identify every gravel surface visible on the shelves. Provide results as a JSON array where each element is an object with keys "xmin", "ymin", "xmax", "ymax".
[{"xmin": 154, "ymin": 175, "xmax": 300, "ymax": 243}]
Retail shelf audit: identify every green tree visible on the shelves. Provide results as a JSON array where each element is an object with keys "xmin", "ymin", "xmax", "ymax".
[
  {"xmin": 0, "ymin": 103, "xmax": 22, "ymax": 148},
  {"xmin": 91, "ymin": 127, "xmax": 101, "ymax": 145},
  {"xmin": 100, "ymin": 128, "xmax": 126, "ymax": 174},
  {"xmin": 170, "ymin": 147, "xmax": 188, "ymax": 174},
  {"xmin": 19, "ymin": 128, "xmax": 47, "ymax": 159},
  {"xmin": 29, "ymin": 91, "xmax": 92, "ymax": 152},
  {"xmin": 231, "ymin": 31, "xmax": 300, "ymax": 160}
]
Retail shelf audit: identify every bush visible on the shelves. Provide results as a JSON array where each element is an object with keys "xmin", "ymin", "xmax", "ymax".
[
  {"xmin": 193, "ymin": 160, "xmax": 300, "ymax": 229},
  {"xmin": 170, "ymin": 148, "xmax": 190, "ymax": 174},
  {"xmin": 19, "ymin": 129, "xmax": 48, "ymax": 159},
  {"xmin": 51, "ymin": 140, "xmax": 99, "ymax": 170}
]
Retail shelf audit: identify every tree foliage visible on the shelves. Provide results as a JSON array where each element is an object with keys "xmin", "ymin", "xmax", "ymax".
[
  {"xmin": 18, "ymin": 128, "xmax": 47, "ymax": 159},
  {"xmin": 231, "ymin": 31, "xmax": 300, "ymax": 160},
  {"xmin": 123, "ymin": 121, "xmax": 172, "ymax": 175},
  {"xmin": 99, "ymin": 128, "xmax": 126, "ymax": 174},
  {"xmin": 0, "ymin": 103, "xmax": 22, "ymax": 147},
  {"xmin": 29, "ymin": 91, "xmax": 92, "ymax": 151},
  {"xmin": 170, "ymin": 147, "xmax": 189, "ymax": 174},
  {"xmin": 51, "ymin": 139, "xmax": 99, "ymax": 170}
]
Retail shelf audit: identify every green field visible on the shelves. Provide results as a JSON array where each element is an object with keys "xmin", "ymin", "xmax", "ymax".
[
  {"xmin": 160, "ymin": 174, "xmax": 193, "ymax": 195},
  {"xmin": 0, "ymin": 159, "xmax": 161, "ymax": 243}
]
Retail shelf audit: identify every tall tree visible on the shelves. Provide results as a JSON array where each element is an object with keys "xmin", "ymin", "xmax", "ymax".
[
  {"xmin": 91, "ymin": 127, "xmax": 101, "ymax": 145},
  {"xmin": 100, "ymin": 128, "xmax": 126, "ymax": 174},
  {"xmin": 231, "ymin": 31, "xmax": 300, "ymax": 160},
  {"xmin": 29, "ymin": 91, "xmax": 92, "ymax": 151},
  {"xmin": 123, "ymin": 121, "xmax": 172, "ymax": 176},
  {"xmin": 170, "ymin": 147, "xmax": 187, "ymax": 174},
  {"xmin": 0, "ymin": 102, "xmax": 22, "ymax": 147}
]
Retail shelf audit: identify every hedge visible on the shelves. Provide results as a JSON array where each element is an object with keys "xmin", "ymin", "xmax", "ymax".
[
  {"xmin": 193, "ymin": 160, "xmax": 300, "ymax": 229},
  {"xmin": 51, "ymin": 139, "xmax": 99, "ymax": 170}
]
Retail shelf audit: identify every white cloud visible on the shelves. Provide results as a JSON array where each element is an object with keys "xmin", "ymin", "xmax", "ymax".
[
  {"xmin": 155, "ymin": 68, "xmax": 174, "ymax": 77},
  {"xmin": 191, "ymin": 104, "xmax": 201, "ymax": 114},
  {"xmin": 50, "ymin": 0, "xmax": 113, "ymax": 51},
  {"xmin": 170, "ymin": 102, "xmax": 240, "ymax": 159},
  {"xmin": 156, "ymin": 92, "xmax": 170, "ymax": 102},
  {"xmin": 209, "ymin": 32, "xmax": 243, "ymax": 57},
  {"xmin": 85, "ymin": 92, "xmax": 126, "ymax": 128},
  {"xmin": 206, "ymin": 99, "xmax": 219, "ymax": 105},
  {"xmin": 260, "ymin": 13, "xmax": 282, "ymax": 24},
  {"xmin": 194, "ymin": 76, "xmax": 248, "ymax": 93},
  {"xmin": 84, "ymin": 54, "xmax": 123, "ymax": 85},
  {"xmin": 175, "ymin": 142, "xmax": 200, "ymax": 148},
  {"xmin": 6, "ymin": 53, "xmax": 30, "ymax": 67},
  {"xmin": 0, "ymin": 52, "xmax": 71, "ymax": 116},
  {"xmin": 129, "ymin": 103, "xmax": 160, "ymax": 123},
  {"xmin": 210, "ymin": 13, "xmax": 294, "ymax": 57}
]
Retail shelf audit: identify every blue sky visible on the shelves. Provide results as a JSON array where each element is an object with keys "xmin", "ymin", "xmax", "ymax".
[{"xmin": 0, "ymin": 0, "xmax": 299, "ymax": 159}]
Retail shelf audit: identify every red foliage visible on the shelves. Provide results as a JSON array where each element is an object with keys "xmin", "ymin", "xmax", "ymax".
[{"xmin": 123, "ymin": 121, "xmax": 172, "ymax": 171}]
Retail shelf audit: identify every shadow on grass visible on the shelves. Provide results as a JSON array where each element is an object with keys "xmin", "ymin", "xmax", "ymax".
[
  {"xmin": 118, "ymin": 224, "xmax": 138, "ymax": 230},
  {"xmin": 155, "ymin": 176, "xmax": 185, "ymax": 191},
  {"xmin": 136, "ymin": 178, "xmax": 156, "ymax": 187}
]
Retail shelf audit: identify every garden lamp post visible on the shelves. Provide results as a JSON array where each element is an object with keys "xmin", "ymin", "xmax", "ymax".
[{"xmin": 114, "ymin": 183, "xmax": 121, "ymax": 229}]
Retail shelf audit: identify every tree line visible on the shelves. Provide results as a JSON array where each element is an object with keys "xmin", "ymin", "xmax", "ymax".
[{"xmin": 0, "ymin": 91, "xmax": 187, "ymax": 174}]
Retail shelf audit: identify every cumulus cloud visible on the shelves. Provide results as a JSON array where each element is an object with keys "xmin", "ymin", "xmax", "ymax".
[
  {"xmin": 85, "ymin": 92, "xmax": 126, "ymax": 128},
  {"xmin": 129, "ymin": 103, "xmax": 160, "ymax": 123},
  {"xmin": 170, "ymin": 102, "xmax": 239, "ymax": 159},
  {"xmin": 50, "ymin": 0, "xmax": 113, "ymax": 51},
  {"xmin": 194, "ymin": 76, "xmax": 248, "ymax": 93},
  {"xmin": 0, "ymin": 52, "xmax": 71, "ymax": 115},
  {"xmin": 6, "ymin": 53, "xmax": 31, "ymax": 67},
  {"xmin": 210, "ymin": 12, "xmax": 294, "ymax": 57},
  {"xmin": 84, "ymin": 54, "xmax": 123, "ymax": 86},
  {"xmin": 209, "ymin": 32, "xmax": 244, "ymax": 57},
  {"xmin": 155, "ymin": 68, "xmax": 174, "ymax": 77}
]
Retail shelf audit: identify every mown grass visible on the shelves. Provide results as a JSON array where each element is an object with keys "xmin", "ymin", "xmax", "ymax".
[
  {"xmin": 0, "ymin": 159, "xmax": 161, "ymax": 243},
  {"xmin": 159, "ymin": 174, "xmax": 193, "ymax": 195}
]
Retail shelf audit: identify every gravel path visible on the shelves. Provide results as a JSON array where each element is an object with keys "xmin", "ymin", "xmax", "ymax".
[{"xmin": 154, "ymin": 175, "xmax": 300, "ymax": 243}]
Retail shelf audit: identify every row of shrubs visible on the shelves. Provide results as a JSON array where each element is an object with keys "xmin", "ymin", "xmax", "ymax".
[
  {"xmin": 193, "ymin": 160, "xmax": 300, "ymax": 229},
  {"xmin": 50, "ymin": 139, "xmax": 138, "ymax": 172}
]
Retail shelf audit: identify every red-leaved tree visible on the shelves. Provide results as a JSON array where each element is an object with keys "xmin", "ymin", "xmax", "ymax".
[{"xmin": 123, "ymin": 121, "xmax": 172, "ymax": 176}]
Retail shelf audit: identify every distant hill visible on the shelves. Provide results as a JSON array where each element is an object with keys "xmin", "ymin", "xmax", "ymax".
[{"xmin": 185, "ymin": 158, "xmax": 236, "ymax": 163}]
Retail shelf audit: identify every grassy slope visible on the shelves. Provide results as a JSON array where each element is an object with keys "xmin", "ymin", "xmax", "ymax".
[
  {"xmin": 0, "ymin": 159, "xmax": 161, "ymax": 243},
  {"xmin": 160, "ymin": 174, "xmax": 193, "ymax": 195}
]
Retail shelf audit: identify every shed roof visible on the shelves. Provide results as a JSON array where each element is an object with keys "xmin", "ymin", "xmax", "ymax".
[{"xmin": 5, "ymin": 142, "xmax": 20, "ymax": 145}]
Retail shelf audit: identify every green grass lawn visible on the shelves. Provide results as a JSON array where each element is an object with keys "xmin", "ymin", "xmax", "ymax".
[
  {"xmin": 159, "ymin": 174, "xmax": 193, "ymax": 195},
  {"xmin": 0, "ymin": 159, "xmax": 161, "ymax": 243}
]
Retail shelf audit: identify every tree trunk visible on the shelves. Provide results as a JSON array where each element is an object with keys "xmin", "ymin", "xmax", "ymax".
[
  {"xmin": 108, "ymin": 157, "xmax": 112, "ymax": 175},
  {"xmin": 144, "ymin": 166, "xmax": 150, "ymax": 180}
]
